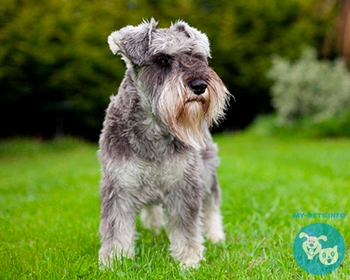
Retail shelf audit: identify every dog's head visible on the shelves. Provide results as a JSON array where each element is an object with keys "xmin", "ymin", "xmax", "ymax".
[
  {"xmin": 108, "ymin": 19, "xmax": 230, "ymax": 149},
  {"xmin": 299, "ymin": 232, "xmax": 327, "ymax": 258}
]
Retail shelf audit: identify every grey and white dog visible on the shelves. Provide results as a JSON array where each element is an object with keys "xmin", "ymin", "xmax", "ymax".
[{"xmin": 98, "ymin": 18, "xmax": 230, "ymax": 268}]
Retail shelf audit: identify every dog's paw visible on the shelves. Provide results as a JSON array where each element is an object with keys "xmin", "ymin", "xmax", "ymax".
[
  {"xmin": 171, "ymin": 242, "xmax": 204, "ymax": 269},
  {"xmin": 206, "ymin": 228, "xmax": 225, "ymax": 243},
  {"xmin": 179, "ymin": 256, "xmax": 205, "ymax": 269},
  {"xmin": 98, "ymin": 246, "xmax": 134, "ymax": 270},
  {"xmin": 98, "ymin": 253, "xmax": 114, "ymax": 270}
]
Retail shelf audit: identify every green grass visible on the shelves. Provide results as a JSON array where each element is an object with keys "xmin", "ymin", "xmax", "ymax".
[{"xmin": 0, "ymin": 134, "xmax": 349, "ymax": 279}]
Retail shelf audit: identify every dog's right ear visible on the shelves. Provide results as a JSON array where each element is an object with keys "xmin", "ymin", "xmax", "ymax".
[
  {"xmin": 108, "ymin": 18, "xmax": 158, "ymax": 66},
  {"xmin": 299, "ymin": 232, "xmax": 309, "ymax": 239}
]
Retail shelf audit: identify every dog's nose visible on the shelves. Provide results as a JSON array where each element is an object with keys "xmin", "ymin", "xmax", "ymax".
[{"xmin": 189, "ymin": 79, "xmax": 207, "ymax": 95}]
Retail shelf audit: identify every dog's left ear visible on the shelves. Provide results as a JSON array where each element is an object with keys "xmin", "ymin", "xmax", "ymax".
[
  {"xmin": 108, "ymin": 18, "xmax": 158, "ymax": 66},
  {"xmin": 170, "ymin": 20, "xmax": 211, "ymax": 59},
  {"xmin": 318, "ymin": 235, "xmax": 327, "ymax": 242}
]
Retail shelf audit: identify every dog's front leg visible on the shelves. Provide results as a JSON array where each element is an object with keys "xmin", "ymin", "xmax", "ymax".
[
  {"xmin": 98, "ymin": 179, "xmax": 138, "ymax": 268},
  {"xmin": 164, "ymin": 183, "xmax": 204, "ymax": 268}
]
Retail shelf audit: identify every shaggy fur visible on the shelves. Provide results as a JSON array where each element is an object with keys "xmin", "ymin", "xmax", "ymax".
[{"xmin": 98, "ymin": 18, "xmax": 230, "ymax": 268}]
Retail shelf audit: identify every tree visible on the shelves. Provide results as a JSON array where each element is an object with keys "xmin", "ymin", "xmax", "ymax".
[
  {"xmin": 322, "ymin": 0, "xmax": 350, "ymax": 63},
  {"xmin": 0, "ymin": 0, "xmax": 333, "ymax": 139}
]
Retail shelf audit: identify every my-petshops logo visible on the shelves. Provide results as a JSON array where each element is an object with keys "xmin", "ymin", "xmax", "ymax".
[{"xmin": 293, "ymin": 223, "xmax": 345, "ymax": 275}]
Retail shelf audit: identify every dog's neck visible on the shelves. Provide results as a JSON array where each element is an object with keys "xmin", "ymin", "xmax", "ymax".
[{"xmin": 124, "ymin": 75, "xmax": 188, "ymax": 161}]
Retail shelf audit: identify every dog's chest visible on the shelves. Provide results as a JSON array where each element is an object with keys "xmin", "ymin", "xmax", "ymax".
[{"xmin": 114, "ymin": 155, "xmax": 191, "ymax": 190}]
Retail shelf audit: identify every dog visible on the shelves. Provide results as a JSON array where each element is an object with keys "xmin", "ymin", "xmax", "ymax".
[
  {"xmin": 299, "ymin": 232, "xmax": 327, "ymax": 260},
  {"xmin": 98, "ymin": 18, "xmax": 230, "ymax": 268}
]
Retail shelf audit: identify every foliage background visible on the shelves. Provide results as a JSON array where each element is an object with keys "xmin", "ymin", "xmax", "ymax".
[
  {"xmin": 266, "ymin": 47, "xmax": 350, "ymax": 137},
  {"xmin": 0, "ymin": 0, "xmax": 338, "ymax": 140}
]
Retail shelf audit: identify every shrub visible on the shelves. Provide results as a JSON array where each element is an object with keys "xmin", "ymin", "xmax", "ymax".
[{"xmin": 267, "ymin": 48, "xmax": 350, "ymax": 136}]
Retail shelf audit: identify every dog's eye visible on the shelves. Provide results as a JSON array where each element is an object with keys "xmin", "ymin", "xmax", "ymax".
[{"xmin": 155, "ymin": 55, "xmax": 172, "ymax": 68}]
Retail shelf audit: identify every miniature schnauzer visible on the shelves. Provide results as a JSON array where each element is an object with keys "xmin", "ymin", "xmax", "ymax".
[{"xmin": 98, "ymin": 18, "xmax": 230, "ymax": 268}]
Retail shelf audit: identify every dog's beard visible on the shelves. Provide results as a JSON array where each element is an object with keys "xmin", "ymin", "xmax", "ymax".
[
  {"xmin": 176, "ymin": 101, "xmax": 207, "ymax": 149},
  {"xmin": 157, "ymin": 73, "xmax": 229, "ymax": 150}
]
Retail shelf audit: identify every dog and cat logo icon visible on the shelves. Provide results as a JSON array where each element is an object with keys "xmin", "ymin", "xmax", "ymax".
[
  {"xmin": 299, "ymin": 232, "xmax": 338, "ymax": 265},
  {"xmin": 293, "ymin": 223, "xmax": 345, "ymax": 275}
]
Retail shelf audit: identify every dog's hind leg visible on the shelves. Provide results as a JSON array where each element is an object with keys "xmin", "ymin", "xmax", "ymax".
[
  {"xmin": 203, "ymin": 175, "xmax": 225, "ymax": 243},
  {"xmin": 98, "ymin": 179, "xmax": 138, "ymax": 267},
  {"xmin": 200, "ymin": 142, "xmax": 225, "ymax": 243},
  {"xmin": 141, "ymin": 205, "xmax": 164, "ymax": 234}
]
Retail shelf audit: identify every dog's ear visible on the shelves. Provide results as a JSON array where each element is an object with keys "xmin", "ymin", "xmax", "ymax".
[
  {"xmin": 299, "ymin": 232, "xmax": 309, "ymax": 239},
  {"xmin": 318, "ymin": 235, "xmax": 327, "ymax": 242},
  {"xmin": 108, "ymin": 18, "xmax": 158, "ymax": 66},
  {"xmin": 170, "ymin": 20, "xmax": 211, "ymax": 58}
]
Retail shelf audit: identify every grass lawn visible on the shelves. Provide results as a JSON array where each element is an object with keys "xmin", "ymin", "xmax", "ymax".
[{"xmin": 0, "ymin": 134, "xmax": 349, "ymax": 279}]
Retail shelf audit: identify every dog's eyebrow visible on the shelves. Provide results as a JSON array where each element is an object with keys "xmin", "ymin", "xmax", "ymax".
[
  {"xmin": 193, "ymin": 53, "xmax": 206, "ymax": 60},
  {"xmin": 153, "ymin": 53, "xmax": 174, "ymax": 58},
  {"xmin": 182, "ymin": 50, "xmax": 206, "ymax": 60}
]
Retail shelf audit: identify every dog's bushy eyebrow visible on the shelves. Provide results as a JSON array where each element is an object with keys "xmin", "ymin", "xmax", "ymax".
[
  {"xmin": 192, "ymin": 53, "xmax": 207, "ymax": 61},
  {"xmin": 181, "ymin": 51, "xmax": 208, "ymax": 65}
]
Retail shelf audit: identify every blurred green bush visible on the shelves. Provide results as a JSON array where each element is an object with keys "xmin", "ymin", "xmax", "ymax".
[
  {"xmin": 0, "ymin": 0, "xmax": 335, "ymax": 139},
  {"xmin": 267, "ymin": 48, "xmax": 350, "ymax": 137}
]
